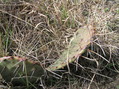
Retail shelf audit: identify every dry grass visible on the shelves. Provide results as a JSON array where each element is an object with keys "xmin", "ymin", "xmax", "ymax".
[{"xmin": 0, "ymin": 0, "xmax": 119, "ymax": 89}]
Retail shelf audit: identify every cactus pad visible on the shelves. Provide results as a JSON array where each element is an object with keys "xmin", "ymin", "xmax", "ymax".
[
  {"xmin": 0, "ymin": 56, "xmax": 43, "ymax": 85},
  {"xmin": 46, "ymin": 25, "xmax": 94, "ymax": 71}
]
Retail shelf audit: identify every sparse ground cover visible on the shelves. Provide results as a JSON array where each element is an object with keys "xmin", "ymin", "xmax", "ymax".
[{"xmin": 0, "ymin": 0, "xmax": 119, "ymax": 89}]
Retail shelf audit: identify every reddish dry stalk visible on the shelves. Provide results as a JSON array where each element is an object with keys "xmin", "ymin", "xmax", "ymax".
[{"xmin": 0, "ymin": 56, "xmax": 26, "ymax": 61}]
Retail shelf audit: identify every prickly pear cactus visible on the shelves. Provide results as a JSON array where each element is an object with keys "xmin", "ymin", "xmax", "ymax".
[
  {"xmin": 46, "ymin": 25, "xmax": 94, "ymax": 71},
  {"xmin": 0, "ymin": 57, "xmax": 44, "ymax": 85}
]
